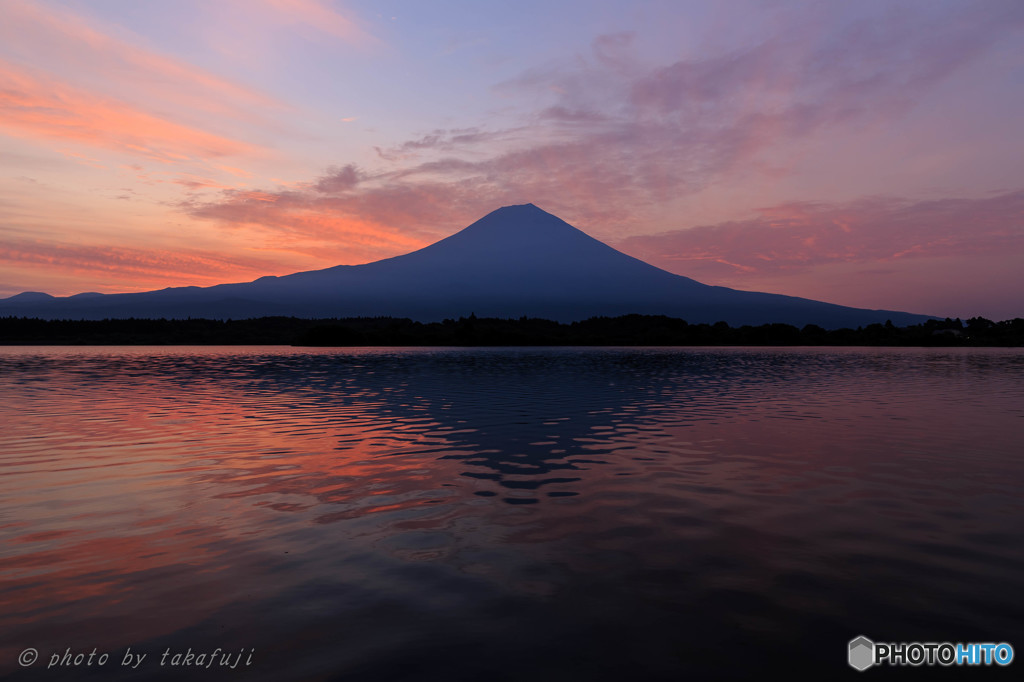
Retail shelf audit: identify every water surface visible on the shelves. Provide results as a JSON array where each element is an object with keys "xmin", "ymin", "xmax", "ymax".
[{"xmin": 1, "ymin": 346, "xmax": 1022, "ymax": 679}]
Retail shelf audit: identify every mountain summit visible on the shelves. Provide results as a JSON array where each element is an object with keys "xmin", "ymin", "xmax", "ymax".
[{"xmin": 0, "ymin": 204, "xmax": 933, "ymax": 327}]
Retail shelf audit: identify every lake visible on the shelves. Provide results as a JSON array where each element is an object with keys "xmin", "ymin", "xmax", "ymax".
[{"xmin": 1, "ymin": 346, "xmax": 1022, "ymax": 679}]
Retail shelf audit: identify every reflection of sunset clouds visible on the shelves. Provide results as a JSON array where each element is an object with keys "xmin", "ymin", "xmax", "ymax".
[{"xmin": 2, "ymin": 347, "xmax": 1023, "ymax": 678}]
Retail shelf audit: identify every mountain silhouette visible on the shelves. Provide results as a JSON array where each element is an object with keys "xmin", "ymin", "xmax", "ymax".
[{"xmin": 0, "ymin": 203, "xmax": 934, "ymax": 327}]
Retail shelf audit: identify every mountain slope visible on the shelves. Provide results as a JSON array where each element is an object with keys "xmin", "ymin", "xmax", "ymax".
[{"xmin": 0, "ymin": 204, "xmax": 935, "ymax": 327}]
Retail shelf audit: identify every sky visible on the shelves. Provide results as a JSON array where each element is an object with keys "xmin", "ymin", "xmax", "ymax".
[{"xmin": 1, "ymin": 0, "xmax": 1022, "ymax": 320}]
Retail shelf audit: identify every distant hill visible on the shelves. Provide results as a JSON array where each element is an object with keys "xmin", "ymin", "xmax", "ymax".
[{"xmin": 0, "ymin": 204, "xmax": 936, "ymax": 327}]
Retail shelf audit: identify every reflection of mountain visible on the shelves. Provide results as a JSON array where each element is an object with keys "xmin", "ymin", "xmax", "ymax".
[
  {"xmin": 1, "ymin": 204, "xmax": 932, "ymax": 327},
  {"xmin": 221, "ymin": 349, "xmax": 787, "ymax": 505}
]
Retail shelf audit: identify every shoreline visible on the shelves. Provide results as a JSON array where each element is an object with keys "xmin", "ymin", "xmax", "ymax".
[{"xmin": 2, "ymin": 314, "xmax": 1022, "ymax": 347}]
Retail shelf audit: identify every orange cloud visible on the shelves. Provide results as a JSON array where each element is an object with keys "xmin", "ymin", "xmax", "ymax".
[
  {"xmin": 0, "ymin": 62, "xmax": 258, "ymax": 164},
  {"xmin": 0, "ymin": 238, "xmax": 286, "ymax": 290},
  {"xmin": 189, "ymin": 189, "xmax": 431, "ymax": 264}
]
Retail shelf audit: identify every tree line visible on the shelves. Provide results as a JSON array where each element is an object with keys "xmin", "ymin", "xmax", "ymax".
[{"xmin": 2, "ymin": 314, "xmax": 1022, "ymax": 346}]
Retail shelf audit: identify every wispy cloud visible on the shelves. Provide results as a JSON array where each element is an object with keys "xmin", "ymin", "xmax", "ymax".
[
  {"xmin": 480, "ymin": 1, "xmax": 1024, "ymax": 210},
  {"xmin": 0, "ymin": 237, "xmax": 284, "ymax": 289},
  {"xmin": 313, "ymin": 164, "xmax": 363, "ymax": 193},
  {"xmin": 214, "ymin": 0, "xmax": 1019, "ymax": 247},
  {"xmin": 0, "ymin": 62, "xmax": 259, "ymax": 164},
  {"xmin": 372, "ymin": 127, "xmax": 523, "ymax": 163},
  {"xmin": 618, "ymin": 190, "xmax": 1024, "ymax": 278},
  {"xmin": 0, "ymin": 0, "xmax": 281, "ymax": 118},
  {"xmin": 173, "ymin": 175, "xmax": 237, "ymax": 191},
  {"xmin": 255, "ymin": 0, "xmax": 380, "ymax": 47},
  {"xmin": 0, "ymin": 1, "xmax": 280, "ymax": 169},
  {"xmin": 185, "ymin": 187, "xmax": 439, "ymax": 265}
]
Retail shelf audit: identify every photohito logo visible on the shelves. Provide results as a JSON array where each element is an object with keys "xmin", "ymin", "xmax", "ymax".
[
  {"xmin": 849, "ymin": 637, "xmax": 875, "ymax": 671},
  {"xmin": 848, "ymin": 636, "xmax": 1014, "ymax": 670}
]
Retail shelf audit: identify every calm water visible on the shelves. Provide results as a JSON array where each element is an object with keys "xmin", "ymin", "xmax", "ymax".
[{"xmin": 1, "ymin": 346, "xmax": 1022, "ymax": 680}]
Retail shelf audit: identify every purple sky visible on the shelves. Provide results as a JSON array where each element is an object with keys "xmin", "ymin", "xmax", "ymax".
[{"xmin": 2, "ymin": 0, "xmax": 1022, "ymax": 319}]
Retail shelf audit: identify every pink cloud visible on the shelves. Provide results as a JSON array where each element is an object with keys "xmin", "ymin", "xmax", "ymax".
[
  {"xmin": 612, "ymin": 190, "xmax": 1024, "ymax": 319},
  {"xmin": 617, "ymin": 191, "xmax": 1024, "ymax": 276},
  {"xmin": 0, "ymin": 62, "xmax": 259, "ymax": 163},
  {"xmin": 478, "ymin": 3, "xmax": 1024, "ymax": 214},
  {"xmin": 183, "ymin": 1, "xmax": 1024, "ymax": 255},
  {"xmin": 172, "ymin": 176, "xmax": 236, "ymax": 191},
  {"xmin": 0, "ymin": 0, "xmax": 281, "ymax": 122},
  {"xmin": 255, "ymin": 0, "xmax": 380, "ymax": 47}
]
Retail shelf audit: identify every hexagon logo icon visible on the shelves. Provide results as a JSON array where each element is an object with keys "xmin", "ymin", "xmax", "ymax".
[{"xmin": 849, "ymin": 636, "xmax": 875, "ymax": 671}]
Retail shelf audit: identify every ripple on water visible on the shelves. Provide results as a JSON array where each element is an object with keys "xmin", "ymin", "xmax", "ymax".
[{"xmin": 1, "ymin": 346, "xmax": 1022, "ymax": 679}]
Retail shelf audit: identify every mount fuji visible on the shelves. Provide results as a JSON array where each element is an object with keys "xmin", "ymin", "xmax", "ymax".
[{"xmin": 0, "ymin": 204, "xmax": 934, "ymax": 327}]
